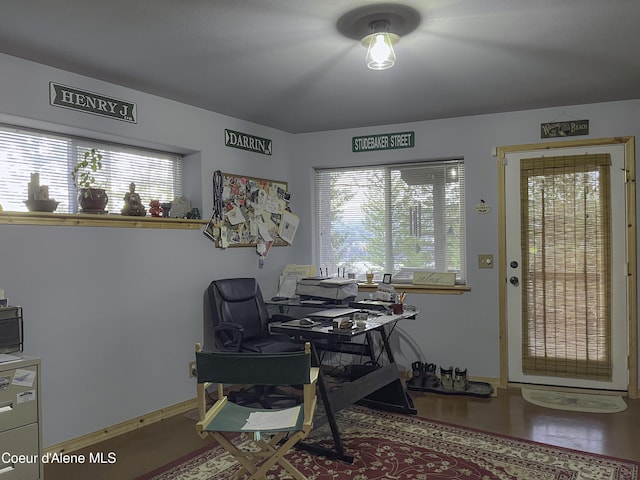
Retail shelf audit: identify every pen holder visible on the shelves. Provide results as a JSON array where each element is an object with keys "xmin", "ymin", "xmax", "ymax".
[{"xmin": 392, "ymin": 303, "xmax": 404, "ymax": 314}]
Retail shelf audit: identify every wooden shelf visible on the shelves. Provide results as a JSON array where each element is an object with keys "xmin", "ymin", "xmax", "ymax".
[
  {"xmin": 357, "ymin": 283, "xmax": 470, "ymax": 295},
  {"xmin": 0, "ymin": 211, "xmax": 207, "ymax": 229}
]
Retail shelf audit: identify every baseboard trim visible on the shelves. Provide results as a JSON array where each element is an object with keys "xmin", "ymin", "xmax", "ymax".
[
  {"xmin": 45, "ymin": 398, "xmax": 198, "ymax": 455},
  {"xmin": 507, "ymin": 382, "xmax": 631, "ymax": 397}
]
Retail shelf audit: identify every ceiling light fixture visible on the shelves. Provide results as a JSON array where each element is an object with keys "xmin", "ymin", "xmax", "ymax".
[
  {"xmin": 337, "ymin": 4, "xmax": 420, "ymax": 72},
  {"xmin": 362, "ymin": 19, "xmax": 399, "ymax": 70}
]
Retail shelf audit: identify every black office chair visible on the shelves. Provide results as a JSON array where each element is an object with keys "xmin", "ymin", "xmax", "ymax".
[{"xmin": 204, "ymin": 277, "xmax": 303, "ymax": 408}]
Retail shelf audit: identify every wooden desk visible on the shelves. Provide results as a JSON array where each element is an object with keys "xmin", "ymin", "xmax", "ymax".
[{"xmin": 271, "ymin": 311, "xmax": 417, "ymax": 463}]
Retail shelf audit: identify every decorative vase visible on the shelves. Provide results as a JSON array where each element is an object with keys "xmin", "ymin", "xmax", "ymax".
[{"xmin": 79, "ymin": 188, "xmax": 108, "ymax": 214}]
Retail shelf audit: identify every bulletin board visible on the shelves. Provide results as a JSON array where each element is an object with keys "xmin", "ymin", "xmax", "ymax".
[{"xmin": 204, "ymin": 172, "xmax": 298, "ymax": 248}]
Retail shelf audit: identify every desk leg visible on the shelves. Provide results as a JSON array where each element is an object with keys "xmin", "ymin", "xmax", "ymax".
[
  {"xmin": 379, "ymin": 324, "xmax": 397, "ymax": 364},
  {"xmin": 358, "ymin": 326, "xmax": 417, "ymax": 415},
  {"xmin": 363, "ymin": 331, "xmax": 374, "ymax": 363},
  {"xmin": 295, "ymin": 342, "xmax": 354, "ymax": 464}
]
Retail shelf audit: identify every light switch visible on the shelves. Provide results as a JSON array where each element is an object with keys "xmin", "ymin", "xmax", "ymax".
[{"xmin": 478, "ymin": 254, "xmax": 494, "ymax": 269}]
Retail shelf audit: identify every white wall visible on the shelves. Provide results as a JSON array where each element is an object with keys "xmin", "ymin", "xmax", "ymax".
[
  {"xmin": 1, "ymin": 52, "xmax": 638, "ymax": 447},
  {"xmin": 0, "ymin": 53, "xmax": 306, "ymax": 447},
  {"xmin": 291, "ymin": 100, "xmax": 640, "ymax": 384}
]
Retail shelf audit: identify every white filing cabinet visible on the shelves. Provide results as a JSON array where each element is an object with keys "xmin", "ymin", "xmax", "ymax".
[{"xmin": 0, "ymin": 356, "xmax": 42, "ymax": 480}]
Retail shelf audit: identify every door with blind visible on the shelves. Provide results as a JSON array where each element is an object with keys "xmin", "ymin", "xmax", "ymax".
[{"xmin": 504, "ymin": 144, "xmax": 628, "ymax": 390}]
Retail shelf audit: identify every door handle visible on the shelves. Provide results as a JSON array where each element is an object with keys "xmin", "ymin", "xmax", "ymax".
[{"xmin": 509, "ymin": 276, "xmax": 519, "ymax": 286}]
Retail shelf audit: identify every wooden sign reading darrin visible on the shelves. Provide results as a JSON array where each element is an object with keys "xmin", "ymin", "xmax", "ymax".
[
  {"xmin": 225, "ymin": 129, "xmax": 272, "ymax": 155},
  {"xmin": 49, "ymin": 83, "xmax": 136, "ymax": 123}
]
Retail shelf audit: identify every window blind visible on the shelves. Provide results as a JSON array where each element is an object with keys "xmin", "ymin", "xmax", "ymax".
[
  {"xmin": 315, "ymin": 160, "xmax": 466, "ymax": 283},
  {"xmin": 520, "ymin": 154, "xmax": 612, "ymax": 380},
  {"xmin": 0, "ymin": 124, "xmax": 182, "ymax": 214}
]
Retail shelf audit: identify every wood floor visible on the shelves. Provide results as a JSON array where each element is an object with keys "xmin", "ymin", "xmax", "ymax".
[{"xmin": 44, "ymin": 387, "xmax": 640, "ymax": 480}]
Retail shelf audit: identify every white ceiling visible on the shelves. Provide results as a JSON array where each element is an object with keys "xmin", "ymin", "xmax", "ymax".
[{"xmin": 1, "ymin": 0, "xmax": 639, "ymax": 133}]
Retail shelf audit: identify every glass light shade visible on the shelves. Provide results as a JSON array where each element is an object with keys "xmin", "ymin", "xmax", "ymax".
[{"xmin": 363, "ymin": 32, "xmax": 398, "ymax": 70}]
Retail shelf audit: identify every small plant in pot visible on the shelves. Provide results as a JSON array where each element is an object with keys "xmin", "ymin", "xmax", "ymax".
[{"xmin": 72, "ymin": 148, "xmax": 109, "ymax": 213}]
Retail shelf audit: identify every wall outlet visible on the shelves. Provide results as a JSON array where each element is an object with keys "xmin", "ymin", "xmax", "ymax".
[
  {"xmin": 478, "ymin": 254, "xmax": 494, "ymax": 269},
  {"xmin": 188, "ymin": 361, "xmax": 197, "ymax": 378}
]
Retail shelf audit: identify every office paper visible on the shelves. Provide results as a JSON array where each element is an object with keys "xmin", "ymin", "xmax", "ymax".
[
  {"xmin": 277, "ymin": 274, "xmax": 299, "ymax": 298},
  {"xmin": 12, "ymin": 369, "xmax": 36, "ymax": 387},
  {"xmin": 242, "ymin": 405, "xmax": 301, "ymax": 431},
  {"xmin": 308, "ymin": 308, "xmax": 359, "ymax": 318},
  {"xmin": 279, "ymin": 211, "xmax": 299, "ymax": 245}
]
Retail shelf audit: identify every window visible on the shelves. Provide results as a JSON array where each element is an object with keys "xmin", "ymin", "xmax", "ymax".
[
  {"xmin": 0, "ymin": 125, "xmax": 182, "ymax": 214},
  {"xmin": 315, "ymin": 160, "xmax": 466, "ymax": 284}
]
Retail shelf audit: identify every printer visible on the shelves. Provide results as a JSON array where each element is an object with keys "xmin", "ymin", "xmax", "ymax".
[{"xmin": 295, "ymin": 277, "xmax": 358, "ymax": 304}]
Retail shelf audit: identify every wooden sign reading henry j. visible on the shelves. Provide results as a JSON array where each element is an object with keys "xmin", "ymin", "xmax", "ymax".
[{"xmin": 50, "ymin": 83, "xmax": 137, "ymax": 123}]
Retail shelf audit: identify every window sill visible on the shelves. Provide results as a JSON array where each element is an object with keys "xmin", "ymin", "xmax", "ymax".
[
  {"xmin": 357, "ymin": 283, "xmax": 470, "ymax": 295},
  {"xmin": 0, "ymin": 211, "xmax": 207, "ymax": 230}
]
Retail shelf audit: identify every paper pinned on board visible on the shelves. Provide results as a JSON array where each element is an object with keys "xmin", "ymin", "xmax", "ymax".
[
  {"xmin": 226, "ymin": 205, "xmax": 246, "ymax": 225},
  {"xmin": 257, "ymin": 218, "xmax": 274, "ymax": 242},
  {"xmin": 279, "ymin": 211, "xmax": 300, "ymax": 244}
]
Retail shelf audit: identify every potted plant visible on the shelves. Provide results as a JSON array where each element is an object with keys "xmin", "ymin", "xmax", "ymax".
[{"xmin": 72, "ymin": 148, "xmax": 108, "ymax": 213}]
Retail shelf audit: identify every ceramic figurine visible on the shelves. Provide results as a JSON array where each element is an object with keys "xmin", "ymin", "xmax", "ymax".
[
  {"xmin": 149, "ymin": 199, "xmax": 163, "ymax": 217},
  {"xmin": 121, "ymin": 182, "xmax": 146, "ymax": 216},
  {"xmin": 170, "ymin": 196, "xmax": 191, "ymax": 218}
]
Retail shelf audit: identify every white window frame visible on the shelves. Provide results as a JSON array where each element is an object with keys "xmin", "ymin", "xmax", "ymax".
[
  {"xmin": 0, "ymin": 124, "xmax": 183, "ymax": 215},
  {"xmin": 315, "ymin": 159, "xmax": 466, "ymax": 284}
]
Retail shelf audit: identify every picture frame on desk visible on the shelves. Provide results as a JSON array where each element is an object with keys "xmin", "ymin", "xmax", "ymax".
[{"xmin": 382, "ymin": 273, "xmax": 392, "ymax": 284}]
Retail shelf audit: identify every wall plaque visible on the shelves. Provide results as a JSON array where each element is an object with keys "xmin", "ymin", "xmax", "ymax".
[
  {"xmin": 541, "ymin": 120, "xmax": 589, "ymax": 138},
  {"xmin": 49, "ymin": 83, "xmax": 136, "ymax": 123},
  {"xmin": 412, "ymin": 271, "xmax": 456, "ymax": 286}
]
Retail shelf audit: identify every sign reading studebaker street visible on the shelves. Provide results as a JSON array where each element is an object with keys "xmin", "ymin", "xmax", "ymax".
[
  {"xmin": 225, "ymin": 129, "xmax": 272, "ymax": 155},
  {"xmin": 352, "ymin": 131, "xmax": 415, "ymax": 152},
  {"xmin": 49, "ymin": 83, "xmax": 137, "ymax": 123}
]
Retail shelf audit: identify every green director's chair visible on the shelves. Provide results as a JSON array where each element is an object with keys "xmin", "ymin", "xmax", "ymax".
[{"xmin": 194, "ymin": 342, "xmax": 318, "ymax": 480}]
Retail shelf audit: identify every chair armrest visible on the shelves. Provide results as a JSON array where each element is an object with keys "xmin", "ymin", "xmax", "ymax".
[
  {"xmin": 213, "ymin": 323, "xmax": 245, "ymax": 351},
  {"xmin": 196, "ymin": 397, "xmax": 228, "ymax": 435},
  {"xmin": 269, "ymin": 313, "xmax": 296, "ymax": 323},
  {"xmin": 303, "ymin": 368, "xmax": 320, "ymax": 427},
  {"xmin": 309, "ymin": 367, "xmax": 320, "ymax": 385}
]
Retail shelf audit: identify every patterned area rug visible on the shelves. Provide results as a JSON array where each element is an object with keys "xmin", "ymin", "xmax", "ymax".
[
  {"xmin": 521, "ymin": 388, "xmax": 627, "ymax": 413},
  {"xmin": 137, "ymin": 405, "xmax": 639, "ymax": 480}
]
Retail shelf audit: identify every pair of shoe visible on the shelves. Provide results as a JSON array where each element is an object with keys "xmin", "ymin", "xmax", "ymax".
[
  {"xmin": 411, "ymin": 361, "xmax": 439, "ymax": 388},
  {"xmin": 440, "ymin": 366, "xmax": 468, "ymax": 391}
]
